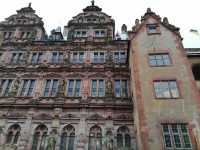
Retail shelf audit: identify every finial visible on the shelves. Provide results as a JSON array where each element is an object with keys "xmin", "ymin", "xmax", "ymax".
[
  {"xmin": 28, "ymin": 2, "xmax": 32, "ymax": 7},
  {"xmin": 91, "ymin": 0, "xmax": 95, "ymax": 6}
]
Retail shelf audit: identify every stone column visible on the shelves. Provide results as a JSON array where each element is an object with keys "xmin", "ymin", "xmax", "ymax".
[
  {"xmin": 77, "ymin": 108, "xmax": 87, "ymax": 150},
  {"xmin": 18, "ymin": 108, "xmax": 34, "ymax": 150}
]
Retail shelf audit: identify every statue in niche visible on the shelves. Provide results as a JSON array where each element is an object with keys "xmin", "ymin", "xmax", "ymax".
[
  {"xmin": 105, "ymin": 131, "xmax": 113, "ymax": 150},
  {"xmin": 46, "ymin": 130, "xmax": 56, "ymax": 150},
  {"xmin": 57, "ymin": 80, "xmax": 66, "ymax": 97},
  {"xmin": 106, "ymin": 80, "xmax": 112, "ymax": 97},
  {"xmin": 9, "ymin": 78, "xmax": 20, "ymax": 96},
  {"xmin": 106, "ymin": 52, "xmax": 113, "ymax": 65},
  {"xmin": 46, "ymin": 136, "xmax": 56, "ymax": 150}
]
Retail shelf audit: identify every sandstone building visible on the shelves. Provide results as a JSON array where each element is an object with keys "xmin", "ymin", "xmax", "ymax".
[{"xmin": 0, "ymin": 1, "xmax": 199, "ymax": 150}]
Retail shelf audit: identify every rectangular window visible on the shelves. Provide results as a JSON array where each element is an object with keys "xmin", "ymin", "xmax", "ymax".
[
  {"xmin": 71, "ymin": 52, "xmax": 84, "ymax": 64},
  {"xmin": 43, "ymin": 79, "xmax": 59, "ymax": 97},
  {"xmin": 162, "ymin": 124, "xmax": 192, "ymax": 150},
  {"xmin": 31, "ymin": 52, "xmax": 43, "ymax": 64},
  {"xmin": 10, "ymin": 53, "xmax": 23, "ymax": 64},
  {"xmin": 91, "ymin": 79, "xmax": 105, "ymax": 97},
  {"xmin": 92, "ymin": 52, "xmax": 105, "ymax": 64},
  {"xmin": 147, "ymin": 24, "xmax": 159, "ymax": 34},
  {"xmin": 75, "ymin": 31, "xmax": 87, "ymax": 37},
  {"xmin": 0, "ymin": 79, "xmax": 13, "ymax": 96},
  {"xmin": 154, "ymin": 80, "xmax": 180, "ymax": 98},
  {"xmin": 51, "ymin": 52, "xmax": 63, "ymax": 64},
  {"xmin": 149, "ymin": 53, "xmax": 171, "ymax": 66},
  {"xmin": 95, "ymin": 30, "xmax": 105, "ymax": 37},
  {"xmin": 67, "ymin": 79, "xmax": 81, "ymax": 97},
  {"xmin": 114, "ymin": 52, "xmax": 126, "ymax": 64},
  {"xmin": 19, "ymin": 79, "xmax": 35, "ymax": 96},
  {"xmin": 114, "ymin": 80, "xmax": 128, "ymax": 97}
]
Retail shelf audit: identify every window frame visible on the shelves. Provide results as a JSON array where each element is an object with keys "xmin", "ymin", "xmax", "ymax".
[
  {"xmin": 161, "ymin": 123, "xmax": 193, "ymax": 150},
  {"xmin": 71, "ymin": 52, "xmax": 85, "ymax": 64},
  {"xmin": 18, "ymin": 79, "xmax": 36, "ymax": 97},
  {"xmin": 90, "ymin": 79, "xmax": 105, "ymax": 97},
  {"xmin": 148, "ymin": 53, "xmax": 172, "ymax": 67},
  {"xmin": 51, "ymin": 52, "xmax": 64, "ymax": 64},
  {"xmin": 91, "ymin": 51, "xmax": 105, "ymax": 64},
  {"xmin": 114, "ymin": 79, "xmax": 129, "ymax": 98},
  {"xmin": 43, "ymin": 79, "xmax": 59, "ymax": 97},
  {"xmin": 113, "ymin": 51, "xmax": 127, "ymax": 64},
  {"xmin": 10, "ymin": 52, "xmax": 24, "ymax": 64},
  {"xmin": 0, "ymin": 79, "xmax": 13, "ymax": 97},
  {"xmin": 31, "ymin": 52, "xmax": 43, "ymax": 64},
  {"xmin": 153, "ymin": 80, "xmax": 180, "ymax": 99},
  {"xmin": 146, "ymin": 23, "xmax": 160, "ymax": 35},
  {"xmin": 66, "ymin": 79, "xmax": 82, "ymax": 97}
]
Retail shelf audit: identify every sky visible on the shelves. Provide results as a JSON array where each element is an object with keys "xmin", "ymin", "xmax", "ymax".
[{"xmin": 0, "ymin": 0, "xmax": 200, "ymax": 48}]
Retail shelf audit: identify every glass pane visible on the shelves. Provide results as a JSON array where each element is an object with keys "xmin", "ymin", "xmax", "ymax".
[
  {"xmin": 79, "ymin": 52, "xmax": 84, "ymax": 63},
  {"xmin": 13, "ymin": 131, "xmax": 20, "ymax": 144},
  {"xmin": 89, "ymin": 136, "xmax": 95, "ymax": 150},
  {"xmin": 40, "ymin": 133, "xmax": 47, "ymax": 150},
  {"xmin": 115, "ymin": 80, "xmax": 121, "ymax": 97},
  {"xmin": 52, "ymin": 52, "xmax": 58, "ymax": 63},
  {"xmin": 92, "ymin": 80, "xmax": 97, "ymax": 97},
  {"xmin": 20, "ymin": 80, "xmax": 28, "ymax": 96},
  {"xmin": 173, "ymin": 134, "xmax": 181, "ymax": 148},
  {"xmin": 60, "ymin": 133, "xmax": 67, "ymax": 150},
  {"xmin": 31, "ymin": 53, "xmax": 37, "ymax": 64},
  {"xmin": 51, "ymin": 80, "xmax": 58, "ymax": 96},
  {"xmin": 180, "ymin": 124, "xmax": 187, "ymax": 133},
  {"xmin": 164, "ymin": 134, "xmax": 172, "ymax": 148},
  {"xmin": 32, "ymin": 132, "xmax": 40, "ymax": 150},
  {"xmin": 122, "ymin": 80, "xmax": 128, "ymax": 97},
  {"xmin": 163, "ymin": 54, "xmax": 171, "ymax": 65},
  {"xmin": 169, "ymin": 81, "xmax": 179, "ymax": 98},
  {"xmin": 117, "ymin": 134, "xmax": 123, "ymax": 147},
  {"xmin": 67, "ymin": 80, "xmax": 74, "ymax": 97},
  {"xmin": 6, "ymin": 132, "xmax": 13, "ymax": 144},
  {"xmin": 162, "ymin": 124, "xmax": 169, "ymax": 133},
  {"xmin": 156, "ymin": 55, "xmax": 164, "ymax": 65},
  {"xmin": 4, "ymin": 80, "xmax": 12, "ymax": 96},
  {"xmin": 75, "ymin": 80, "xmax": 81, "ymax": 97},
  {"xmin": 44, "ymin": 80, "xmax": 51, "ymax": 96},
  {"xmin": 38, "ymin": 53, "xmax": 43, "ymax": 63},
  {"xmin": 58, "ymin": 53, "xmax": 63, "ymax": 63},
  {"xmin": 98, "ymin": 80, "xmax": 105, "ymax": 97},
  {"xmin": 68, "ymin": 136, "xmax": 75, "ymax": 150},
  {"xmin": 183, "ymin": 134, "xmax": 192, "ymax": 148},
  {"xmin": 125, "ymin": 134, "xmax": 131, "ymax": 148},
  {"xmin": 96, "ymin": 137, "xmax": 102, "ymax": 150},
  {"xmin": 27, "ymin": 80, "xmax": 35, "ymax": 96},
  {"xmin": 149, "ymin": 55, "xmax": 156, "ymax": 66}
]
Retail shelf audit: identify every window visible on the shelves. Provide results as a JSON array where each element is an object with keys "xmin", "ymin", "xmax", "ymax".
[
  {"xmin": 0, "ymin": 79, "xmax": 13, "ymax": 96},
  {"xmin": 95, "ymin": 30, "xmax": 105, "ymax": 37},
  {"xmin": 19, "ymin": 79, "xmax": 35, "ymax": 96},
  {"xmin": 92, "ymin": 52, "xmax": 105, "ymax": 64},
  {"xmin": 114, "ymin": 80, "xmax": 128, "ymax": 97},
  {"xmin": 10, "ymin": 53, "xmax": 24, "ymax": 64},
  {"xmin": 51, "ymin": 52, "xmax": 63, "ymax": 64},
  {"xmin": 32, "ymin": 125, "xmax": 48, "ymax": 150},
  {"xmin": 71, "ymin": 52, "xmax": 84, "ymax": 64},
  {"xmin": 91, "ymin": 80, "xmax": 105, "ymax": 97},
  {"xmin": 117, "ymin": 126, "xmax": 131, "ymax": 149},
  {"xmin": 75, "ymin": 31, "xmax": 87, "ymax": 37},
  {"xmin": 3, "ymin": 32, "xmax": 12, "ymax": 39},
  {"xmin": 154, "ymin": 80, "xmax": 180, "ymax": 98},
  {"xmin": 114, "ymin": 52, "xmax": 126, "ymax": 64},
  {"xmin": 147, "ymin": 24, "xmax": 159, "ymax": 34},
  {"xmin": 88, "ymin": 126, "xmax": 102, "ymax": 150},
  {"xmin": 67, "ymin": 79, "xmax": 81, "ymax": 97},
  {"xmin": 60, "ymin": 125, "xmax": 75, "ymax": 150},
  {"xmin": 149, "ymin": 53, "xmax": 171, "ymax": 66},
  {"xmin": 43, "ymin": 79, "xmax": 59, "ymax": 97},
  {"xmin": 162, "ymin": 124, "xmax": 192, "ymax": 150},
  {"xmin": 6, "ymin": 124, "xmax": 21, "ymax": 145},
  {"xmin": 31, "ymin": 52, "xmax": 43, "ymax": 64}
]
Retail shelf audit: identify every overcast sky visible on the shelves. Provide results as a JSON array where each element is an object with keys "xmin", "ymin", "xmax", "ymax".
[{"xmin": 0, "ymin": 0, "xmax": 200, "ymax": 48}]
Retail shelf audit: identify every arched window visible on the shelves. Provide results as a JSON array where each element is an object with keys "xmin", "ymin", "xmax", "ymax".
[
  {"xmin": 117, "ymin": 126, "xmax": 131, "ymax": 149},
  {"xmin": 6, "ymin": 124, "xmax": 21, "ymax": 145},
  {"xmin": 60, "ymin": 124, "xmax": 75, "ymax": 150},
  {"xmin": 88, "ymin": 125, "xmax": 102, "ymax": 150},
  {"xmin": 32, "ymin": 124, "xmax": 48, "ymax": 150}
]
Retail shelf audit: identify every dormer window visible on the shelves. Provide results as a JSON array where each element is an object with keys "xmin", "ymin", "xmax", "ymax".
[
  {"xmin": 95, "ymin": 30, "xmax": 105, "ymax": 37},
  {"xmin": 75, "ymin": 31, "xmax": 87, "ymax": 38},
  {"xmin": 147, "ymin": 24, "xmax": 160, "ymax": 34}
]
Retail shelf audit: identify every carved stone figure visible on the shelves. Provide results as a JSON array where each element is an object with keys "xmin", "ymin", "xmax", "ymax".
[
  {"xmin": 57, "ymin": 80, "xmax": 65, "ymax": 97},
  {"xmin": 9, "ymin": 78, "xmax": 20, "ymax": 96},
  {"xmin": 106, "ymin": 80, "xmax": 112, "ymax": 97},
  {"xmin": 46, "ymin": 136, "xmax": 56, "ymax": 150},
  {"xmin": 105, "ymin": 134, "xmax": 113, "ymax": 150}
]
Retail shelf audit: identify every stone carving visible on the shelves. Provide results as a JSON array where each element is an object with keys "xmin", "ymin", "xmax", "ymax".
[
  {"xmin": 9, "ymin": 78, "xmax": 20, "ymax": 96},
  {"xmin": 105, "ymin": 131, "xmax": 113, "ymax": 150},
  {"xmin": 57, "ymin": 80, "xmax": 66, "ymax": 97},
  {"xmin": 106, "ymin": 80, "xmax": 112, "ymax": 97},
  {"xmin": 46, "ymin": 136, "xmax": 56, "ymax": 150}
]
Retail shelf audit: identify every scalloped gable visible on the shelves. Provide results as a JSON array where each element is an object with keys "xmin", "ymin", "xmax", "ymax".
[{"xmin": 129, "ymin": 8, "xmax": 182, "ymax": 39}]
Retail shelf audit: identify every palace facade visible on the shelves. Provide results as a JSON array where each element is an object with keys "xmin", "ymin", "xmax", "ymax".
[{"xmin": 0, "ymin": 1, "xmax": 199, "ymax": 150}]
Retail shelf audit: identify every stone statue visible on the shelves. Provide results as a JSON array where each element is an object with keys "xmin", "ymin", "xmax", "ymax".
[
  {"xmin": 46, "ymin": 136, "xmax": 56, "ymax": 150},
  {"xmin": 57, "ymin": 80, "xmax": 65, "ymax": 97},
  {"xmin": 105, "ymin": 135, "xmax": 113, "ymax": 150},
  {"xmin": 9, "ymin": 78, "xmax": 20, "ymax": 96},
  {"xmin": 106, "ymin": 80, "xmax": 112, "ymax": 97}
]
